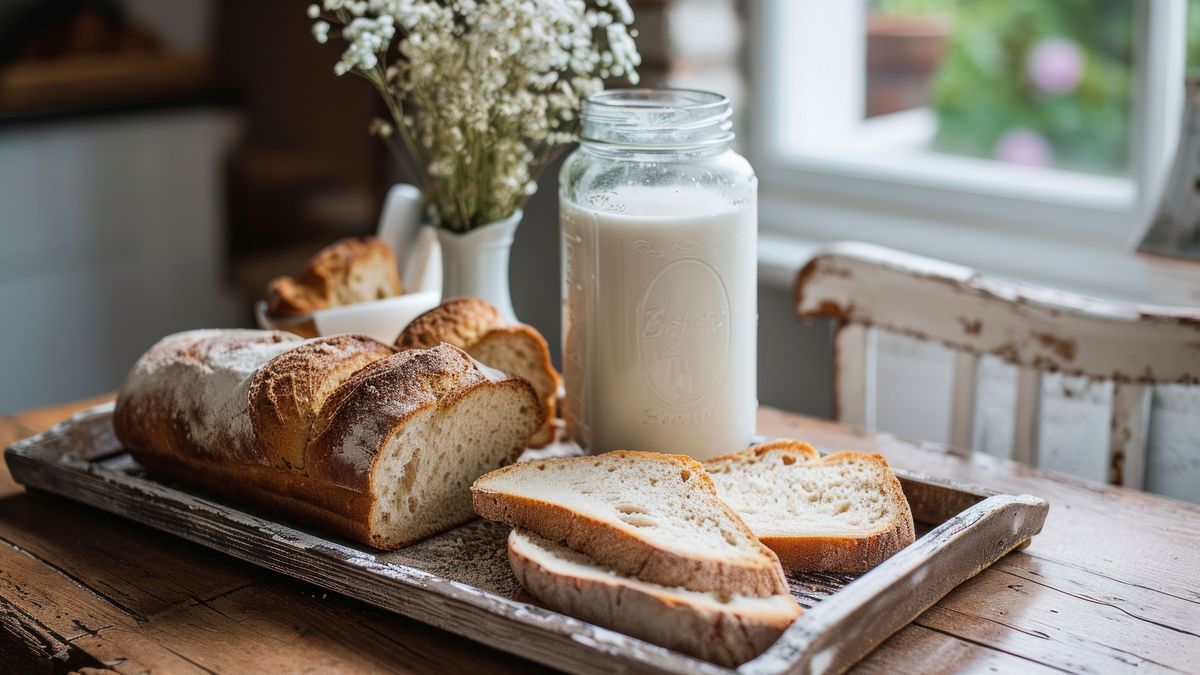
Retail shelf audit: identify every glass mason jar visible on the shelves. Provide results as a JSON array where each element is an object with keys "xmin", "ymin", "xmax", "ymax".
[{"xmin": 559, "ymin": 89, "xmax": 757, "ymax": 459}]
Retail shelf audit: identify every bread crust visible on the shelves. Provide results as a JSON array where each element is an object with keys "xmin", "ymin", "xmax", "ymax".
[
  {"xmin": 705, "ymin": 439, "xmax": 821, "ymax": 466},
  {"xmin": 249, "ymin": 334, "xmax": 396, "ymax": 470},
  {"xmin": 397, "ymin": 298, "xmax": 560, "ymax": 447},
  {"xmin": 395, "ymin": 297, "xmax": 501, "ymax": 350},
  {"xmin": 114, "ymin": 329, "xmax": 303, "ymax": 464},
  {"xmin": 267, "ymin": 236, "xmax": 403, "ymax": 317},
  {"xmin": 115, "ymin": 333, "xmax": 540, "ymax": 550},
  {"xmin": 508, "ymin": 529, "xmax": 801, "ymax": 668},
  {"xmin": 306, "ymin": 345, "xmax": 541, "ymax": 491},
  {"xmin": 473, "ymin": 451, "xmax": 790, "ymax": 598},
  {"xmin": 707, "ymin": 446, "xmax": 916, "ymax": 574}
]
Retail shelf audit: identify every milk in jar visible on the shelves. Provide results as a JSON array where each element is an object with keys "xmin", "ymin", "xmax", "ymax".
[{"xmin": 559, "ymin": 89, "xmax": 757, "ymax": 459}]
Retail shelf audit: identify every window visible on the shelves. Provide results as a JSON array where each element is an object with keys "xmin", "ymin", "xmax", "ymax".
[{"xmin": 751, "ymin": 1, "xmax": 1188, "ymax": 262}]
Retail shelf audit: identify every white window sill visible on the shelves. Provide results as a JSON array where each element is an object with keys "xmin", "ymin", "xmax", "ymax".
[{"xmin": 756, "ymin": 195, "xmax": 1200, "ymax": 308}]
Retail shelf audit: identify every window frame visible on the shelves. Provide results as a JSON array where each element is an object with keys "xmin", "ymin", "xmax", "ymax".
[{"xmin": 749, "ymin": 0, "xmax": 1188, "ymax": 269}]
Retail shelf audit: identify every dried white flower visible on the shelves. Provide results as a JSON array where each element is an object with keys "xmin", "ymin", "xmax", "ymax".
[
  {"xmin": 312, "ymin": 0, "xmax": 640, "ymax": 231},
  {"xmin": 312, "ymin": 20, "xmax": 330, "ymax": 44},
  {"xmin": 368, "ymin": 117, "xmax": 394, "ymax": 138}
]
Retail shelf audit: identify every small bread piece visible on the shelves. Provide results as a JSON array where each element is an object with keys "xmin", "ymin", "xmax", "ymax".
[
  {"xmin": 509, "ymin": 529, "xmax": 801, "ymax": 668},
  {"xmin": 267, "ymin": 236, "xmax": 403, "ymax": 317},
  {"xmin": 397, "ymin": 296, "xmax": 502, "ymax": 350},
  {"xmin": 397, "ymin": 297, "xmax": 560, "ymax": 446},
  {"xmin": 473, "ymin": 451, "xmax": 789, "ymax": 598},
  {"xmin": 706, "ymin": 442, "xmax": 916, "ymax": 573}
]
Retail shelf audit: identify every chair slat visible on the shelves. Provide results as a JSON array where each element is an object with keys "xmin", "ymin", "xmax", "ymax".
[
  {"xmin": 834, "ymin": 323, "xmax": 871, "ymax": 427},
  {"xmin": 1013, "ymin": 367, "xmax": 1041, "ymax": 466},
  {"xmin": 949, "ymin": 351, "xmax": 979, "ymax": 450},
  {"xmin": 1109, "ymin": 383, "xmax": 1152, "ymax": 489}
]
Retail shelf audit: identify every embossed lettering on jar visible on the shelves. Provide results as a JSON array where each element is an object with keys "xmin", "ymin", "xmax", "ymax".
[{"xmin": 559, "ymin": 89, "xmax": 757, "ymax": 459}]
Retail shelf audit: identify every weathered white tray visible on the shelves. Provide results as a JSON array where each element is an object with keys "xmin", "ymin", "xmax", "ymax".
[{"xmin": 4, "ymin": 403, "xmax": 1048, "ymax": 675}]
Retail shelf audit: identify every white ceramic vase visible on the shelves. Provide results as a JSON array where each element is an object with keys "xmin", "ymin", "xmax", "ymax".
[{"xmin": 436, "ymin": 209, "xmax": 521, "ymax": 322}]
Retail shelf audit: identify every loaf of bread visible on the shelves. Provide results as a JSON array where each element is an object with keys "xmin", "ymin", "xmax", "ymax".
[
  {"xmin": 114, "ymin": 329, "xmax": 543, "ymax": 549},
  {"xmin": 706, "ymin": 442, "xmax": 915, "ymax": 573},
  {"xmin": 267, "ymin": 236, "xmax": 403, "ymax": 318},
  {"xmin": 397, "ymin": 297, "xmax": 560, "ymax": 446},
  {"xmin": 508, "ymin": 529, "xmax": 801, "ymax": 668},
  {"xmin": 473, "ymin": 451, "xmax": 790, "ymax": 598}
]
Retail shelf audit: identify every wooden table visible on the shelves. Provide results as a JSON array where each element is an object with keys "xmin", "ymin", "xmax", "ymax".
[{"xmin": 2, "ymin": 398, "xmax": 1198, "ymax": 674}]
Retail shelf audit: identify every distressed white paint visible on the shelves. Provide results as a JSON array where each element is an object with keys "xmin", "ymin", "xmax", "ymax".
[
  {"xmin": 833, "ymin": 324, "xmax": 871, "ymax": 427},
  {"xmin": 1038, "ymin": 374, "xmax": 1112, "ymax": 484},
  {"xmin": 796, "ymin": 243, "xmax": 1200, "ymax": 384},
  {"xmin": 949, "ymin": 352, "xmax": 980, "ymax": 449},
  {"xmin": 1012, "ymin": 367, "xmax": 1042, "ymax": 467},
  {"xmin": 1145, "ymin": 385, "xmax": 1200, "ymax": 501},
  {"xmin": 1109, "ymin": 382, "xmax": 1151, "ymax": 489},
  {"xmin": 797, "ymin": 242, "xmax": 1200, "ymax": 496},
  {"xmin": 873, "ymin": 330, "xmax": 955, "ymax": 445},
  {"xmin": 972, "ymin": 356, "xmax": 1019, "ymax": 459}
]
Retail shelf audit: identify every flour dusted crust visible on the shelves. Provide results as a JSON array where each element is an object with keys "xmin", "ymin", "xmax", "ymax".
[
  {"xmin": 114, "ymin": 329, "xmax": 304, "ymax": 464},
  {"xmin": 266, "ymin": 236, "xmax": 403, "ymax": 318},
  {"xmin": 508, "ymin": 529, "xmax": 801, "ymax": 668},
  {"xmin": 395, "ymin": 297, "xmax": 502, "ymax": 350},
  {"xmin": 397, "ymin": 297, "xmax": 560, "ymax": 446},
  {"xmin": 706, "ymin": 442, "xmax": 916, "ymax": 574},
  {"xmin": 114, "ymin": 331, "xmax": 542, "ymax": 549},
  {"xmin": 249, "ymin": 334, "xmax": 397, "ymax": 471}
]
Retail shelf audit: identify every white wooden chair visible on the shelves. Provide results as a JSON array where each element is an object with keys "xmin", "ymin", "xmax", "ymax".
[{"xmin": 794, "ymin": 242, "xmax": 1200, "ymax": 492}]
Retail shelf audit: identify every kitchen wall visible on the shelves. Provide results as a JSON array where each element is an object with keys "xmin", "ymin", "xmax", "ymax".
[{"xmin": 0, "ymin": 109, "xmax": 245, "ymax": 412}]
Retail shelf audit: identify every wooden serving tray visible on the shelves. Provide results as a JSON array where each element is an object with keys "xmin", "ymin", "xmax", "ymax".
[{"xmin": 5, "ymin": 403, "xmax": 1047, "ymax": 675}]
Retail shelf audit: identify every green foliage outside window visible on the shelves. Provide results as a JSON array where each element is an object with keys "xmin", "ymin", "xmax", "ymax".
[{"xmin": 871, "ymin": 0, "xmax": 1136, "ymax": 175}]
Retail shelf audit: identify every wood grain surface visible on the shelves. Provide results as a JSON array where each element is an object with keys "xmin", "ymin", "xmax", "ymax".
[{"xmin": 2, "ymin": 397, "xmax": 1198, "ymax": 674}]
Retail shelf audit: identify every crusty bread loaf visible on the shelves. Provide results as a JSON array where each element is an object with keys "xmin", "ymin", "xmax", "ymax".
[
  {"xmin": 115, "ymin": 330, "xmax": 543, "ymax": 549},
  {"xmin": 397, "ymin": 297, "xmax": 560, "ymax": 446},
  {"xmin": 706, "ymin": 441, "xmax": 916, "ymax": 573},
  {"xmin": 267, "ymin": 236, "xmax": 403, "ymax": 318},
  {"xmin": 508, "ymin": 529, "xmax": 801, "ymax": 668},
  {"xmin": 472, "ymin": 451, "xmax": 789, "ymax": 598}
]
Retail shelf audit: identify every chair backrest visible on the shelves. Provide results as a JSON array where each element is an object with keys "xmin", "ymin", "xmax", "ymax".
[{"xmin": 795, "ymin": 242, "xmax": 1200, "ymax": 491}]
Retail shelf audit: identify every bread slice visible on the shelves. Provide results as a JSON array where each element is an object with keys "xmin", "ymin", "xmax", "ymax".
[
  {"xmin": 706, "ymin": 441, "xmax": 916, "ymax": 573},
  {"xmin": 472, "ymin": 451, "xmax": 789, "ymax": 598},
  {"xmin": 508, "ymin": 529, "xmax": 801, "ymax": 668},
  {"xmin": 397, "ymin": 297, "xmax": 560, "ymax": 446},
  {"xmin": 267, "ymin": 236, "xmax": 403, "ymax": 317}
]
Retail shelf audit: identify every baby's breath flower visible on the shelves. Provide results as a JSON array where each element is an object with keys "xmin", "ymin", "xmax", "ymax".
[
  {"xmin": 368, "ymin": 117, "xmax": 393, "ymax": 138},
  {"xmin": 312, "ymin": 0, "xmax": 640, "ymax": 232},
  {"xmin": 312, "ymin": 20, "xmax": 330, "ymax": 44}
]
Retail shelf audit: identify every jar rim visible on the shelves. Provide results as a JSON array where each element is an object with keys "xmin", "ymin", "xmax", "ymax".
[
  {"xmin": 581, "ymin": 88, "xmax": 734, "ymax": 150},
  {"xmin": 585, "ymin": 88, "xmax": 730, "ymax": 112}
]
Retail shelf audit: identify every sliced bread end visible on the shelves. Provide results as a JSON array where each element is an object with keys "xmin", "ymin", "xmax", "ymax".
[
  {"xmin": 508, "ymin": 529, "xmax": 801, "ymax": 668},
  {"xmin": 707, "ymin": 445, "xmax": 915, "ymax": 574}
]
